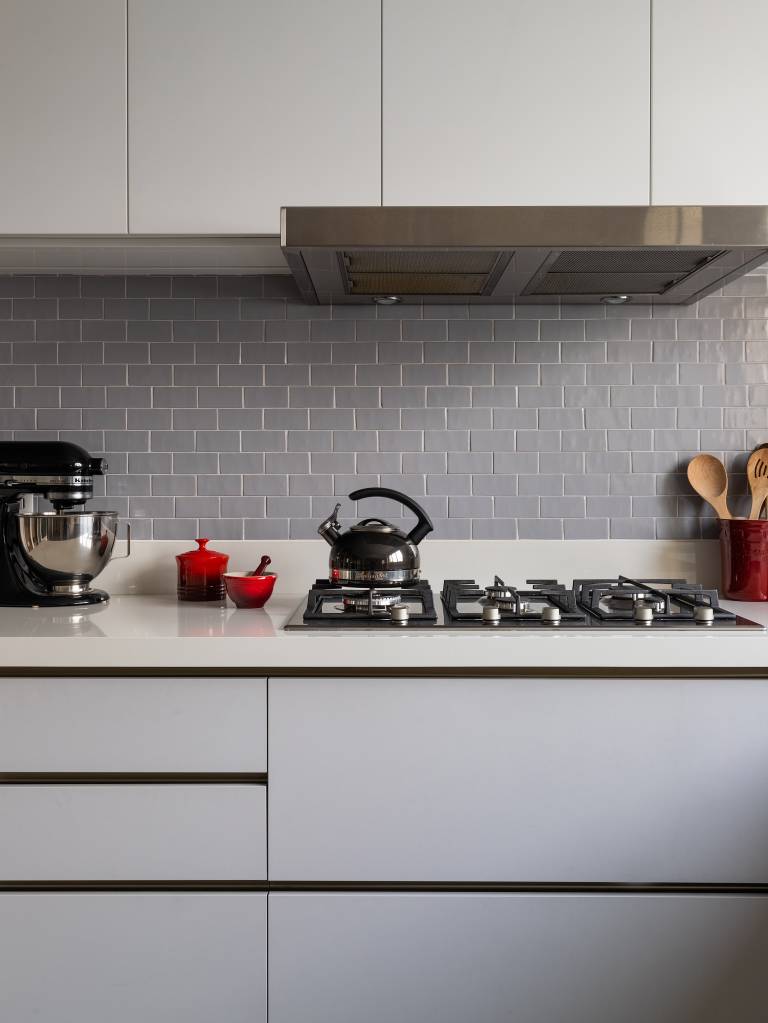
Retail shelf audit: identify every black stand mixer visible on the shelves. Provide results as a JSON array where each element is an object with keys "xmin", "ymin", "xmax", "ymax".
[{"xmin": 0, "ymin": 441, "xmax": 130, "ymax": 607}]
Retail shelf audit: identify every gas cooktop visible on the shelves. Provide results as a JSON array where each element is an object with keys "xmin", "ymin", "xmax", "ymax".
[{"xmin": 283, "ymin": 576, "xmax": 764, "ymax": 631}]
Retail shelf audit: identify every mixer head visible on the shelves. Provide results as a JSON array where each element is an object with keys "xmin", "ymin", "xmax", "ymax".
[{"xmin": 0, "ymin": 441, "xmax": 107, "ymax": 509}]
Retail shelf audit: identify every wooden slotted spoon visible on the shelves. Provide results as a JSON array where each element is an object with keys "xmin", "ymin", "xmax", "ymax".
[
  {"xmin": 687, "ymin": 454, "xmax": 732, "ymax": 520},
  {"xmin": 747, "ymin": 446, "xmax": 768, "ymax": 519}
]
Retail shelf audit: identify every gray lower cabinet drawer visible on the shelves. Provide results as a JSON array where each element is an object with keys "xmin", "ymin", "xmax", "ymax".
[
  {"xmin": 0, "ymin": 676, "xmax": 267, "ymax": 771},
  {"xmin": 270, "ymin": 676, "xmax": 768, "ymax": 882},
  {"xmin": 0, "ymin": 893, "xmax": 266, "ymax": 1023},
  {"xmin": 269, "ymin": 892, "xmax": 768, "ymax": 1023},
  {"xmin": 0, "ymin": 785, "xmax": 266, "ymax": 880}
]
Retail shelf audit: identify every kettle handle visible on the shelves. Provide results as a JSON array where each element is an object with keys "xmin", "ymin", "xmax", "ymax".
[{"xmin": 349, "ymin": 487, "xmax": 434, "ymax": 545}]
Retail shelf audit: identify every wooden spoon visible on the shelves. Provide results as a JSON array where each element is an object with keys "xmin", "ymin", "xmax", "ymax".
[
  {"xmin": 687, "ymin": 454, "xmax": 732, "ymax": 520},
  {"xmin": 747, "ymin": 446, "xmax": 768, "ymax": 519}
]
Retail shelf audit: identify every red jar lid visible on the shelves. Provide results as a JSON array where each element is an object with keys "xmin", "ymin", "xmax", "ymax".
[{"xmin": 175, "ymin": 538, "xmax": 230, "ymax": 568}]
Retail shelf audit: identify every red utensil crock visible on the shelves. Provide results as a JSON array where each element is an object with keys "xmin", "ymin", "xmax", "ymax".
[
  {"xmin": 176, "ymin": 538, "xmax": 230, "ymax": 602},
  {"xmin": 224, "ymin": 572, "xmax": 277, "ymax": 609},
  {"xmin": 719, "ymin": 519, "xmax": 768, "ymax": 601}
]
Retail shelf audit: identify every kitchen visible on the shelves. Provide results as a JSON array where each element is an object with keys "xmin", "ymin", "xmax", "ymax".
[{"xmin": 2, "ymin": 1, "xmax": 768, "ymax": 1020}]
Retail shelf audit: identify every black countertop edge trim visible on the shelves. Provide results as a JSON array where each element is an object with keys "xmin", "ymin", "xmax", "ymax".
[
  {"xmin": 0, "ymin": 880, "xmax": 269, "ymax": 892},
  {"xmin": 270, "ymin": 882, "xmax": 768, "ymax": 895},
  {"xmin": 1, "ymin": 667, "xmax": 767, "ymax": 679},
  {"xmin": 3, "ymin": 881, "xmax": 767, "ymax": 895},
  {"xmin": 0, "ymin": 772, "xmax": 267, "ymax": 785}
]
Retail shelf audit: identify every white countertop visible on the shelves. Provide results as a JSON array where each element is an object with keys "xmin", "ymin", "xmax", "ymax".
[{"xmin": 1, "ymin": 593, "xmax": 767, "ymax": 672}]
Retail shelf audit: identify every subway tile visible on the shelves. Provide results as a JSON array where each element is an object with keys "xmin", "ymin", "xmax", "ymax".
[
  {"xmin": 36, "ymin": 320, "xmax": 81, "ymax": 342},
  {"xmin": 492, "ymin": 409, "xmax": 538, "ymax": 429},
  {"xmin": 493, "ymin": 364, "xmax": 539, "ymax": 385},
  {"xmin": 174, "ymin": 452, "xmax": 220, "ymax": 474},
  {"xmin": 356, "ymin": 452, "xmax": 402, "ymax": 474},
  {"xmin": 518, "ymin": 519, "xmax": 563, "ymax": 539},
  {"xmin": 402, "ymin": 320, "xmax": 448, "ymax": 342},
  {"xmin": 400, "ymin": 409, "xmax": 444, "ymax": 431},
  {"xmin": 313, "ymin": 363, "xmax": 355, "ymax": 386},
  {"xmin": 399, "ymin": 452, "xmax": 443, "ymax": 474},
  {"xmin": 198, "ymin": 519, "xmax": 243, "ymax": 540},
  {"xmin": 472, "ymin": 386, "xmax": 518, "ymax": 407},
  {"xmin": 127, "ymin": 320, "xmax": 172, "ymax": 342},
  {"xmin": 450, "ymin": 451, "xmax": 494, "ymax": 473},
  {"xmin": 0, "ymin": 277, "xmax": 34, "ymax": 297},
  {"xmin": 564, "ymin": 518, "xmax": 608, "ymax": 539},
  {"xmin": 448, "ymin": 364, "xmax": 492, "ymax": 385},
  {"xmin": 403, "ymin": 364, "xmax": 446, "ymax": 385},
  {"xmin": 588, "ymin": 364, "xmax": 631, "ymax": 385},
  {"xmin": 265, "ymin": 409, "xmax": 308, "ymax": 429},
  {"xmin": 0, "ymin": 321, "xmax": 34, "ymax": 341},
  {"xmin": 356, "ymin": 364, "xmax": 401, "ymax": 386},
  {"xmin": 172, "ymin": 365, "xmax": 213, "ymax": 386},
  {"xmin": 447, "ymin": 408, "xmax": 492, "ymax": 429},
  {"xmin": 173, "ymin": 321, "xmax": 217, "ymax": 342},
  {"xmin": 471, "ymin": 519, "xmax": 517, "ymax": 539},
  {"xmin": 172, "ymin": 276, "xmax": 218, "ymax": 298},
  {"xmin": 126, "ymin": 277, "xmax": 171, "ymax": 298}
]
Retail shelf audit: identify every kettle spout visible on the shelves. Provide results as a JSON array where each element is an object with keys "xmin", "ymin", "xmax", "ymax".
[{"xmin": 317, "ymin": 502, "xmax": 342, "ymax": 546}]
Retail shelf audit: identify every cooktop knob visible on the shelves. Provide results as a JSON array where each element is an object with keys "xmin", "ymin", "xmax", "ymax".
[
  {"xmin": 634, "ymin": 602, "xmax": 654, "ymax": 623},
  {"xmin": 482, "ymin": 604, "xmax": 501, "ymax": 623},
  {"xmin": 694, "ymin": 604, "xmax": 715, "ymax": 624},
  {"xmin": 389, "ymin": 603, "xmax": 410, "ymax": 623},
  {"xmin": 541, "ymin": 606, "xmax": 561, "ymax": 624}
]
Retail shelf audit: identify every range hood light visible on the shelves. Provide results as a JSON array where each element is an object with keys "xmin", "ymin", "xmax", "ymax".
[
  {"xmin": 601, "ymin": 294, "xmax": 630, "ymax": 305},
  {"xmin": 373, "ymin": 295, "xmax": 401, "ymax": 305}
]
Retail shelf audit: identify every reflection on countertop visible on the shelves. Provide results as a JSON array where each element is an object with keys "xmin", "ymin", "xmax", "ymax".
[
  {"xmin": 0, "ymin": 593, "xmax": 766, "ymax": 672},
  {"xmin": 0, "ymin": 594, "xmax": 283, "ymax": 640}
]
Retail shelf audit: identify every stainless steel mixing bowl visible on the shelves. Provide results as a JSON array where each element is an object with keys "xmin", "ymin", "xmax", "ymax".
[{"xmin": 16, "ymin": 511, "xmax": 121, "ymax": 595}]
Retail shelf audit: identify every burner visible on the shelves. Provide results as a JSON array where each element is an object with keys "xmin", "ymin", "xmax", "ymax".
[
  {"xmin": 442, "ymin": 577, "xmax": 587, "ymax": 627},
  {"xmin": 572, "ymin": 576, "xmax": 738, "ymax": 625},
  {"xmin": 341, "ymin": 588, "xmax": 402, "ymax": 613},
  {"xmin": 299, "ymin": 579, "xmax": 437, "ymax": 627}
]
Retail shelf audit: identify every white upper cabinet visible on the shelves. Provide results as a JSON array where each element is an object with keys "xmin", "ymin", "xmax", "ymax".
[
  {"xmin": 652, "ymin": 0, "xmax": 768, "ymax": 204},
  {"xmin": 382, "ymin": 0, "xmax": 650, "ymax": 206},
  {"xmin": 0, "ymin": 0, "xmax": 127, "ymax": 233},
  {"xmin": 128, "ymin": 0, "xmax": 381, "ymax": 235}
]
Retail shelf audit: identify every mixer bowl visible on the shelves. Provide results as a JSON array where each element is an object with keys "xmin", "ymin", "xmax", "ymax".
[{"xmin": 16, "ymin": 512, "xmax": 119, "ymax": 594}]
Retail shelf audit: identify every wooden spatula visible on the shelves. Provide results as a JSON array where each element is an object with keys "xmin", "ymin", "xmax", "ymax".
[
  {"xmin": 747, "ymin": 446, "xmax": 768, "ymax": 519},
  {"xmin": 687, "ymin": 453, "xmax": 732, "ymax": 520}
]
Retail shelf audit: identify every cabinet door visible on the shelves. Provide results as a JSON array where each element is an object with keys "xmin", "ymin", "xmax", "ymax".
[
  {"xmin": 0, "ymin": 0, "xmax": 126, "ymax": 232},
  {"xmin": 0, "ymin": 893, "xmax": 266, "ymax": 1023},
  {"xmin": 270, "ymin": 893, "xmax": 768, "ymax": 1023},
  {"xmin": 269, "ymin": 677, "xmax": 768, "ymax": 882},
  {"xmin": 128, "ymin": 0, "xmax": 381, "ymax": 234},
  {"xmin": 383, "ymin": 0, "xmax": 649, "ymax": 205},
  {"xmin": 653, "ymin": 1, "xmax": 768, "ymax": 204}
]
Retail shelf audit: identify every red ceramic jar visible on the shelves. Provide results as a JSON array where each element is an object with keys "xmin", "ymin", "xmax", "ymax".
[
  {"xmin": 176, "ymin": 538, "xmax": 229, "ymax": 602},
  {"xmin": 719, "ymin": 519, "xmax": 768, "ymax": 600}
]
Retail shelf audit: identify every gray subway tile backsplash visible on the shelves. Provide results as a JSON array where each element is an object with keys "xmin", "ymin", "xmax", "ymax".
[{"xmin": 2, "ymin": 272, "xmax": 768, "ymax": 539}]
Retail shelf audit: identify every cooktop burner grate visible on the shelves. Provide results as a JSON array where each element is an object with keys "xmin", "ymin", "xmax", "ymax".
[
  {"xmin": 441, "ymin": 577, "xmax": 588, "ymax": 627},
  {"xmin": 301, "ymin": 579, "xmax": 437, "ymax": 626},
  {"xmin": 573, "ymin": 575, "xmax": 737, "ymax": 623}
]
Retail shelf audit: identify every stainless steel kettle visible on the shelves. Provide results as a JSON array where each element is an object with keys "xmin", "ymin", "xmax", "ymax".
[{"xmin": 317, "ymin": 487, "xmax": 434, "ymax": 586}]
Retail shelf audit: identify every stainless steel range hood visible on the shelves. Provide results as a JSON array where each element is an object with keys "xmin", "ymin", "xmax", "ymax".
[{"xmin": 281, "ymin": 206, "xmax": 768, "ymax": 305}]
